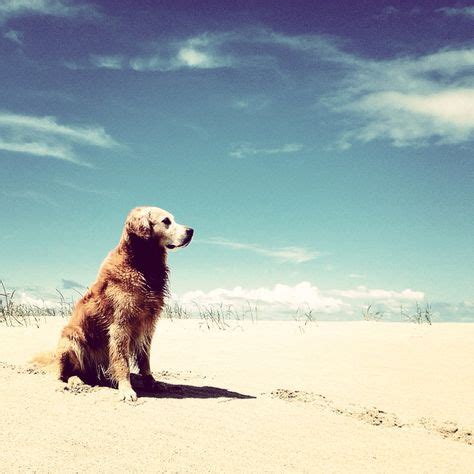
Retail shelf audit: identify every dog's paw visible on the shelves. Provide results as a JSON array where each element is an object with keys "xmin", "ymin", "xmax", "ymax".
[
  {"xmin": 67, "ymin": 375, "xmax": 85, "ymax": 388},
  {"xmin": 118, "ymin": 386, "xmax": 137, "ymax": 402}
]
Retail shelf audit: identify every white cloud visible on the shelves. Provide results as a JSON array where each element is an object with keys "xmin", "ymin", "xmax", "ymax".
[
  {"xmin": 117, "ymin": 48, "xmax": 225, "ymax": 72},
  {"xmin": 348, "ymin": 273, "xmax": 365, "ymax": 279},
  {"xmin": 93, "ymin": 34, "xmax": 232, "ymax": 72},
  {"xmin": 173, "ymin": 281, "xmax": 426, "ymax": 319},
  {"xmin": 408, "ymin": 48, "xmax": 474, "ymax": 76},
  {"xmin": 230, "ymin": 143, "xmax": 303, "ymax": 158},
  {"xmin": 437, "ymin": 6, "xmax": 474, "ymax": 18},
  {"xmin": 79, "ymin": 27, "xmax": 474, "ymax": 147},
  {"xmin": 340, "ymin": 88, "xmax": 474, "ymax": 147},
  {"xmin": 0, "ymin": 111, "xmax": 118, "ymax": 166},
  {"xmin": 231, "ymin": 96, "xmax": 270, "ymax": 111},
  {"xmin": 0, "ymin": 112, "xmax": 117, "ymax": 147},
  {"xmin": 203, "ymin": 238, "xmax": 320, "ymax": 263},
  {"xmin": 375, "ymin": 6, "xmax": 399, "ymax": 18},
  {"xmin": 89, "ymin": 54, "xmax": 124, "ymax": 70},
  {"xmin": 13, "ymin": 291, "xmax": 56, "ymax": 307},
  {"xmin": 393, "ymin": 88, "xmax": 474, "ymax": 126},
  {"xmin": 128, "ymin": 55, "xmax": 167, "ymax": 72},
  {"xmin": 7, "ymin": 279, "xmax": 470, "ymax": 321},
  {"xmin": 323, "ymin": 46, "xmax": 474, "ymax": 147},
  {"xmin": 78, "ymin": 29, "xmax": 347, "ymax": 75},
  {"xmin": 178, "ymin": 281, "xmax": 347, "ymax": 314},
  {"xmin": 0, "ymin": 0, "xmax": 98, "ymax": 23},
  {"xmin": 83, "ymin": 29, "xmax": 290, "ymax": 72},
  {"xmin": 329, "ymin": 286, "xmax": 424, "ymax": 301},
  {"xmin": 177, "ymin": 47, "xmax": 214, "ymax": 68},
  {"xmin": 179, "ymin": 30, "xmax": 474, "ymax": 148},
  {"xmin": 3, "ymin": 29, "xmax": 22, "ymax": 44},
  {"xmin": 0, "ymin": 139, "xmax": 78, "ymax": 163}
]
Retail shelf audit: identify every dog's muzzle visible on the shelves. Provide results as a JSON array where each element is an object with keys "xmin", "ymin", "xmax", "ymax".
[{"xmin": 166, "ymin": 228, "xmax": 194, "ymax": 249}]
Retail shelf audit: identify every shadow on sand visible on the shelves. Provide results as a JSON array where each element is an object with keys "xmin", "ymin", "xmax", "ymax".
[{"xmin": 130, "ymin": 373, "xmax": 256, "ymax": 400}]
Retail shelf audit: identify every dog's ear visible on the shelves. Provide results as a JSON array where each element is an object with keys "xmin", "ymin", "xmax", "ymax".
[{"xmin": 126, "ymin": 209, "xmax": 153, "ymax": 239}]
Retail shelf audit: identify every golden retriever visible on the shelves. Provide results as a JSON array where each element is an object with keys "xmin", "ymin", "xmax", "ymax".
[{"xmin": 55, "ymin": 206, "xmax": 193, "ymax": 401}]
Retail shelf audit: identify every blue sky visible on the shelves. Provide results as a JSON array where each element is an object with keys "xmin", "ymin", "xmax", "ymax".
[{"xmin": 0, "ymin": 0, "xmax": 473, "ymax": 320}]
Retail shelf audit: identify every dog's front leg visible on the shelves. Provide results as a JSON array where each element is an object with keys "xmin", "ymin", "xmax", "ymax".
[{"xmin": 109, "ymin": 323, "xmax": 137, "ymax": 401}]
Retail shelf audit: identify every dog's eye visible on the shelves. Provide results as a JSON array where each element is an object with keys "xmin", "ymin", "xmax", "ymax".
[{"xmin": 162, "ymin": 217, "xmax": 171, "ymax": 226}]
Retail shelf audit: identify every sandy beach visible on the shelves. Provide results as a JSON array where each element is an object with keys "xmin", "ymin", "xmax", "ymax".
[{"xmin": 1, "ymin": 319, "xmax": 473, "ymax": 473}]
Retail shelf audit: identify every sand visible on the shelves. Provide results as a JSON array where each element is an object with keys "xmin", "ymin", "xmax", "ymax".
[{"xmin": 0, "ymin": 319, "xmax": 473, "ymax": 473}]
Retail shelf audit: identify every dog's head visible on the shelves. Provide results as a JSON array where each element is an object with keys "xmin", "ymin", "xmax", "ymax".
[{"xmin": 125, "ymin": 206, "xmax": 193, "ymax": 250}]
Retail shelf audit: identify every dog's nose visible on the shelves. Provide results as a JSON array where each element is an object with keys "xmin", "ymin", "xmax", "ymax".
[{"xmin": 186, "ymin": 228, "xmax": 194, "ymax": 238}]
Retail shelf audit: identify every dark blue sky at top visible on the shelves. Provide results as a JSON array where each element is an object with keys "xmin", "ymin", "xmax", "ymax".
[{"xmin": 1, "ymin": 0, "xmax": 471, "ymax": 60}]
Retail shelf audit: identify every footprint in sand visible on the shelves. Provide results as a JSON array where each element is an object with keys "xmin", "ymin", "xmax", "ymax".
[{"xmin": 268, "ymin": 388, "xmax": 472, "ymax": 445}]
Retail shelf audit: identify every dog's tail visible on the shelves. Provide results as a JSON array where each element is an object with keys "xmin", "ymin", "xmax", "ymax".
[{"xmin": 29, "ymin": 350, "xmax": 58, "ymax": 374}]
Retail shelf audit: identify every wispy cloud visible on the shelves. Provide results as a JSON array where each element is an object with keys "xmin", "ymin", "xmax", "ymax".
[
  {"xmin": 0, "ymin": 0, "xmax": 99, "ymax": 24},
  {"xmin": 203, "ymin": 238, "xmax": 321, "ymax": 263},
  {"xmin": 0, "ymin": 139, "xmax": 77, "ymax": 163},
  {"xmin": 88, "ymin": 34, "xmax": 233, "ymax": 72},
  {"xmin": 348, "ymin": 273, "xmax": 365, "ymax": 279},
  {"xmin": 3, "ymin": 29, "xmax": 22, "ymax": 44},
  {"xmin": 1, "ymin": 189, "xmax": 58, "ymax": 207},
  {"xmin": 375, "ymin": 6, "xmax": 399, "ymax": 19},
  {"xmin": 83, "ymin": 29, "xmax": 339, "ymax": 73},
  {"xmin": 89, "ymin": 54, "xmax": 124, "ymax": 70},
  {"xmin": 229, "ymin": 143, "xmax": 303, "ymax": 158},
  {"xmin": 55, "ymin": 178, "xmax": 117, "ymax": 196},
  {"xmin": 312, "ymin": 45, "xmax": 474, "ymax": 148},
  {"xmin": 437, "ymin": 6, "xmax": 474, "ymax": 19},
  {"xmin": 0, "ymin": 112, "xmax": 117, "ymax": 147},
  {"xmin": 253, "ymin": 29, "xmax": 474, "ymax": 147},
  {"xmin": 76, "ymin": 27, "xmax": 474, "ymax": 147},
  {"xmin": 231, "ymin": 96, "xmax": 270, "ymax": 112},
  {"xmin": 220, "ymin": 31, "xmax": 474, "ymax": 147},
  {"xmin": 61, "ymin": 278, "xmax": 84, "ymax": 290},
  {"xmin": 0, "ymin": 111, "xmax": 118, "ymax": 166},
  {"xmin": 337, "ymin": 88, "xmax": 474, "ymax": 148}
]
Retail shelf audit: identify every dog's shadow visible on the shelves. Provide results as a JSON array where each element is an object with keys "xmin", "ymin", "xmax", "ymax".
[{"xmin": 129, "ymin": 373, "xmax": 255, "ymax": 400}]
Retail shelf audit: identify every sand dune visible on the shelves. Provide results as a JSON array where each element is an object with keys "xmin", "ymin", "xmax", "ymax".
[{"xmin": 1, "ymin": 320, "xmax": 473, "ymax": 473}]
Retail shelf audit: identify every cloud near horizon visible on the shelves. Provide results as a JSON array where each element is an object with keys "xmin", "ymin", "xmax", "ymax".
[
  {"xmin": 6, "ymin": 282, "xmax": 473, "ymax": 321},
  {"xmin": 174, "ymin": 281, "xmax": 426, "ymax": 318},
  {"xmin": 0, "ymin": 111, "xmax": 118, "ymax": 166}
]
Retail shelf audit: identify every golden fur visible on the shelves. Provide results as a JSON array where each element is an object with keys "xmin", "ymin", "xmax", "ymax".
[{"xmin": 44, "ymin": 206, "xmax": 193, "ymax": 401}]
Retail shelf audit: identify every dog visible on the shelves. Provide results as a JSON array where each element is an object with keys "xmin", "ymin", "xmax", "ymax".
[{"xmin": 55, "ymin": 206, "xmax": 193, "ymax": 401}]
